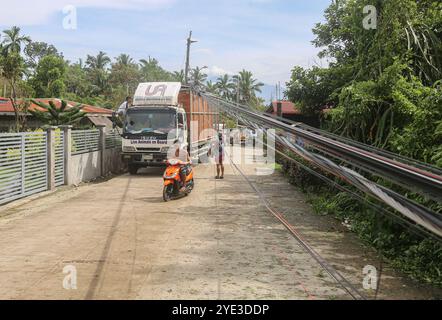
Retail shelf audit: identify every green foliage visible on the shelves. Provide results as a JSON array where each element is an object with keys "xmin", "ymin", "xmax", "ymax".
[
  {"xmin": 0, "ymin": 51, "xmax": 24, "ymax": 89},
  {"xmin": 1, "ymin": 26, "xmax": 31, "ymax": 55},
  {"xmin": 278, "ymin": 155, "xmax": 442, "ymax": 286},
  {"xmin": 30, "ymin": 55, "xmax": 66, "ymax": 97},
  {"xmin": 281, "ymin": 0, "xmax": 442, "ymax": 286},
  {"xmin": 285, "ymin": 66, "xmax": 342, "ymax": 115},
  {"xmin": 29, "ymin": 99, "xmax": 85, "ymax": 126},
  {"xmin": 285, "ymin": 0, "xmax": 442, "ymax": 165},
  {"xmin": 232, "ymin": 69, "xmax": 264, "ymax": 106},
  {"xmin": 139, "ymin": 57, "xmax": 174, "ymax": 82},
  {"xmin": 215, "ymin": 74, "xmax": 236, "ymax": 100},
  {"xmin": 190, "ymin": 66, "xmax": 208, "ymax": 90},
  {"xmin": 24, "ymin": 41, "xmax": 59, "ymax": 71}
]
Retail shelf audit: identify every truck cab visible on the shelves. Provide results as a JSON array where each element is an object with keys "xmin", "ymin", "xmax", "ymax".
[{"xmin": 120, "ymin": 82, "xmax": 188, "ymax": 174}]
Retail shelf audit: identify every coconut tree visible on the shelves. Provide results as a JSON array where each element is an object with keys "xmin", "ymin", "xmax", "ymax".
[
  {"xmin": 115, "ymin": 54, "xmax": 134, "ymax": 67},
  {"xmin": 205, "ymin": 80, "xmax": 218, "ymax": 94},
  {"xmin": 172, "ymin": 70, "xmax": 185, "ymax": 83},
  {"xmin": 1, "ymin": 26, "xmax": 31, "ymax": 55},
  {"xmin": 85, "ymin": 51, "xmax": 111, "ymax": 70},
  {"xmin": 216, "ymin": 74, "xmax": 235, "ymax": 100},
  {"xmin": 232, "ymin": 69, "xmax": 264, "ymax": 105},
  {"xmin": 85, "ymin": 51, "xmax": 111, "ymax": 95},
  {"xmin": 190, "ymin": 66, "xmax": 208, "ymax": 90},
  {"xmin": 139, "ymin": 57, "xmax": 172, "ymax": 82}
]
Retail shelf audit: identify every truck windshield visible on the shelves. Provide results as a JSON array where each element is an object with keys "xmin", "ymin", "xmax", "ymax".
[{"xmin": 124, "ymin": 109, "xmax": 176, "ymax": 135}]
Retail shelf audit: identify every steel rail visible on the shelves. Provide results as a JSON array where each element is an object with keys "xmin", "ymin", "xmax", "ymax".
[
  {"xmin": 203, "ymin": 93, "xmax": 442, "ymax": 202},
  {"xmin": 262, "ymin": 112, "xmax": 442, "ymax": 176},
  {"xmin": 269, "ymin": 140, "xmax": 442, "ymax": 243}
]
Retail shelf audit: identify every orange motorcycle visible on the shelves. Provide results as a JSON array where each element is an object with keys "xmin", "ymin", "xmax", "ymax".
[{"xmin": 163, "ymin": 159, "xmax": 194, "ymax": 201}]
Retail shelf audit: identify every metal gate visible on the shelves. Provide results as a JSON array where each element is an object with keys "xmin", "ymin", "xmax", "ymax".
[{"xmin": 0, "ymin": 132, "xmax": 48, "ymax": 205}]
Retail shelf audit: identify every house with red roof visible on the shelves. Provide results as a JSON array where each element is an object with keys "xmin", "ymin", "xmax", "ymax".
[
  {"xmin": 265, "ymin": 100, "xmax": 321, "ymax": 127},
  {"xmin": 0, "ymin": 97, "xmax": 114, "ymax": 131}
]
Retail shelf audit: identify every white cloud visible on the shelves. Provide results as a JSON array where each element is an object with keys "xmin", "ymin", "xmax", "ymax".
[
  {"xmin": 0, "ymin": 0, "xmax": 175, "ymax": 26},
  {"xmin": 207, "ymin": 66, "xmax": 234, "ymax": 77}
]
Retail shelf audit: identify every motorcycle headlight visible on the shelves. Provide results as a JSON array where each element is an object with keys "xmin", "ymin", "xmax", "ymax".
[
  {"xmin": 123, "ymin": 146, "xmax": 137, "ymax": 152},
  {"xmin": 163, "ymin": 172, "xmax": 177, "ymax": 179}
]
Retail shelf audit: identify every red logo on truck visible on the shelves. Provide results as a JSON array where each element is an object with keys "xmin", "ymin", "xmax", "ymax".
[{"xmin": 145, "ymin": 84, "xmax": 167, "ymax": 97}]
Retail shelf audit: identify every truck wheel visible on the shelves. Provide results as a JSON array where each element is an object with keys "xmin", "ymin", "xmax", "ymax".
[{"xmin": 128, "ymin": 165, "xmax": 138, "ymax": 175}]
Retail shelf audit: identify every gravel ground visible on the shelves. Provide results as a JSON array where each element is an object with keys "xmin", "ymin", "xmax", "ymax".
[{"xmin": 0, "ymin": 146, "xmax": 439, "ymax": 300}]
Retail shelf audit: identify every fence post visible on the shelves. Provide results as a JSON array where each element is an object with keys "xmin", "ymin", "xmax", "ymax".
[
  {"xmin": 46, "ymin": 126, "xmax": 56, "ymax": 190},
  {"xmin": 21, "ymin": 133, "xmax": 25, "ymax": 196},
  {"xmin": 60, "ymin": 125, "xmax": 72, "ymax": 185},
  {"xmin": 97, "ymin": 125, "xmax": 106, "ymax": 177}
]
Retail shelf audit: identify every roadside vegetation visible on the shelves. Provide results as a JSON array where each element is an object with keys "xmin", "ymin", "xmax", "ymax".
[{"xmin": 283, "ymin": 0, "xmax": 442, "ymax": 286}]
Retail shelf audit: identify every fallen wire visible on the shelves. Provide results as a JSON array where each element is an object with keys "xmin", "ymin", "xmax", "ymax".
[
  {"xmin": 225, "ymin": 149, "xmax": 366, "ymax": 300},
  {"xmin": 204, "ymin": 93, "xmax": 442, "ymax": 240}
]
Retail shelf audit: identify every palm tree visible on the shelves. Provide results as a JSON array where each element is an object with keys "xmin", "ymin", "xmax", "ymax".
[
  {"xmin": 216, "ymin": 74, "xmax": 235, "ymax": 100},
  {"xmin": 190, "ymin": 66, "xmax": 208, "ymax": 90},
  {"xmin": 139, "ymin": 57, "xmax": 172, "ymax": 82},
  {"xmin": 232, "ymin": 69, "xmax": 264, "ymax": 105},
  {"xmin": 116, "ymin": 54, "xmax": 134, "ymax": 67},
  {"xmin": 205, "ymin": 80, "xmax": 218, "ymax": 94},
  {"xmin": 1, "ymin": 26, "xmax": 31, "ymax": 55},
  {"xmin": 74, "ymin": 58, "xmax": 84, "ymax": 69},
  {"xmin": 85, "ymin": 52, "xmax": 111, "ymax": 95},
  {"xmin": 85, "ymin": 51, "xmax": 111, "ymax": 70},
  {"xmin": 172, "ymin": 70, "xmax": 185, "ymax": 83}
]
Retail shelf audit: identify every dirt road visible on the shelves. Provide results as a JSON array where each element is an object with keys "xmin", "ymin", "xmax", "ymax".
[{"xmin": 0, "ymin": 148, "xmax": 439, "ymax": 299}]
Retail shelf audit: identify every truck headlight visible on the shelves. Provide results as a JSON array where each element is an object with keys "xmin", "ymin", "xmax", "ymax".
[
  {"xmin": 161, "ymin": 147, "xmax": 169, "ymax": 153},
  {"xmin": 123, "ymin": 146, "xmax": 137, "ymax": 152}
]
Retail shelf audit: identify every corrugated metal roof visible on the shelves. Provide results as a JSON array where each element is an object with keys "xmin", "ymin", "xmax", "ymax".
[
  {"xmin": 88, "ymin": 116, "xmax": 113, "ymax": 128},
  {"xmin": 0, "ymin": 97, "xmax": 112, "ymax": 115},
  {"xmin": 267, "ymin": 101, "xmax": 301, "ymax": 115}
]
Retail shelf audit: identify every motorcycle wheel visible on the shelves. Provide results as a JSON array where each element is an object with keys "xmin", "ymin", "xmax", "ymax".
[
  {"xmin": 163, "ymin": 184, "xmax": 174, "ymax": 202},
  {"xmin": 185, "ymin": 179, "xmax": 194, "ymax": 196}
]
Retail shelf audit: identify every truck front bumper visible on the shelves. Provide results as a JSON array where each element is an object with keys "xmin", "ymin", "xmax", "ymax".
[{"xmin": 122, "ymin": 153, "xmax": 168, "ymax": 167}]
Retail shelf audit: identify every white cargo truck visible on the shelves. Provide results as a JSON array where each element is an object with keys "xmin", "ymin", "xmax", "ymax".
[{"xmin": 118, "ymin": 82, "xmax": 218, "ymax": 174}]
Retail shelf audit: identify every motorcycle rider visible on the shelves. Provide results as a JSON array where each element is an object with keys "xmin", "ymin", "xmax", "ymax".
[{"xmin": 169, "ymin": 144, "xmax": 191, "ymax": 192}]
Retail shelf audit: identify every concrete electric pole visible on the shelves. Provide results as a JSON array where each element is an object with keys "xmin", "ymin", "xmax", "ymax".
[{"xmin": 184, "ymin": 31, "xmax": 197, "ymax": 85}]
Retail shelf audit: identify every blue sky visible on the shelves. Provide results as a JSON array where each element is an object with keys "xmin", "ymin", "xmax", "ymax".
[{"xmin": 0, "ymin": 0, "xmax": 331, "ymax": 100}]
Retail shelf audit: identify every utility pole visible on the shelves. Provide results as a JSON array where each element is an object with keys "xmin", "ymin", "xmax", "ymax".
[
  {"xmin": 184, "ymin": 31, "xmax": 197, "ymax": 85},
  {"xmin": 237, "ymin": 79, "xmax": 240, "ymax": 105}
]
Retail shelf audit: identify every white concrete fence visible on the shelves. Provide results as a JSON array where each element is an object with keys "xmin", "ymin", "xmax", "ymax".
[{"xmin": 0, "ymin": 125, "xmax": 125, "ymax": 205}]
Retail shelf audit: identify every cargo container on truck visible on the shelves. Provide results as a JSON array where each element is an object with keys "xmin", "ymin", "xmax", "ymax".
[{"xmin": 117, "ymin": 82, "xmax": 219, "ymax": 174}]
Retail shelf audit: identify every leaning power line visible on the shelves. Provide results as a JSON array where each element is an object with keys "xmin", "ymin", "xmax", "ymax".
[{"xmin": 201, "ymin": 91, "xmax": 442, "ymax": 240}]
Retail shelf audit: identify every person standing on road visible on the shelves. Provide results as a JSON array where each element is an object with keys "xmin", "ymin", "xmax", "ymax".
[{"xmin": 208, "ymin": 133, "xmax": 225, "ymax": 179}]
